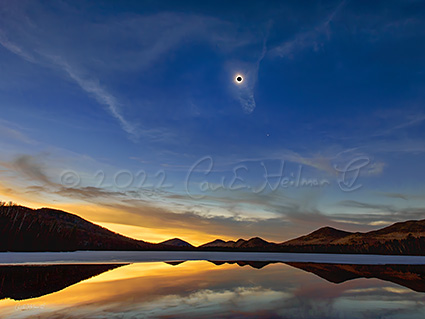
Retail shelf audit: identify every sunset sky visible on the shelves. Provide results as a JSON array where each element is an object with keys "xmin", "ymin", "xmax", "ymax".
[{"xmin": 1, "ymin": 0, "xmax": 425, "ymax": 245}]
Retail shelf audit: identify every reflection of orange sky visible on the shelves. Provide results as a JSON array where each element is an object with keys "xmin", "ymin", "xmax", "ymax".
[
  {"xmin": 0, "ymin": 261, "xmax": 418, "ymax": 319},
  {"xmin": 0, "ymin": 262, "xmax": 292, "ymax": 318},
  {"xmin": 6, "ymin": 261, "xmax": 223, "ymax": 304},
  {"xmin": 0, "ymin": 262, "xmax": 262, "ymax": 316},
  {"xmin": 0, "ymin": 186, "xmax": 233, "ymax": 246}
]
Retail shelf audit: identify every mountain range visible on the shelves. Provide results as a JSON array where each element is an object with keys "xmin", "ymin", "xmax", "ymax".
[{"xmin": 2, "ymin": 204, "xmax": 425, "ymax": 255}]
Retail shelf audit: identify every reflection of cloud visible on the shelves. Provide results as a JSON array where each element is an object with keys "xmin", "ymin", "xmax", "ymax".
[{"xmin": 2, "ymin": 260, "xmax": 422, "ymax": 319}]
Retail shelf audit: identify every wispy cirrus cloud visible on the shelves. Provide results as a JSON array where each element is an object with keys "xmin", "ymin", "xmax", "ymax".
[
  {"xmin": 271, "ymin": 0, "xmax": 347, "ymax": 59},
  {"xmin": 376, "ymin": 192, "xmax": 425, "ymax": 201},
  {"xmin": 1, "ymin": 151, "xmax": 421, "ymax": 242},
  {"xmin": 0, "ymin": 119, "xmax": 37, "ymax": 145},
  {"xmin": 338, "ymin": 200, "xmax": 396, "ymax": 213},
  {"xmin": 335, "ymin": 199, "xmax": 425, "ymax": 226},
  {"xmin": 0, "ymin": 152, "xmax": 368, "ymax": 241},
  {"xmin": 0, "ymin": 4, "xmax": 265, "ymax": 138},
  {"xmin": 55, "ymin": 59, "xmax": 140, "ymax": 139},
  {"xmin": 230, "ymin": 34, "xmax": 269, "ymax": 113},
  {"xmin": 0, "ymin": 29, "xmax": 35, "ymax": 63},
  {"xmin": 0, "ymin": 35, "xmax": 140, "ymax": 140},
  {"xmin": 12, "ymin": 154, "xmax": 55, "ymax": 187}
]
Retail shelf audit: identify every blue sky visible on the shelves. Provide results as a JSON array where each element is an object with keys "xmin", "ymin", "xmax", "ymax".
[{"xmin": 1, "ymin": 0, "xmax": 425, "ymax": 244}]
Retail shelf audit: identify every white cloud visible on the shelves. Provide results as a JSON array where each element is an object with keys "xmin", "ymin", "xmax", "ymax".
[
  {"xmin": 56, "ymin": 59, "xmax": 139, "ymax": 139},
  {"xmin": 0, "ymin": 4, "xmax": 264, "ymax": 135},
  {"xmin": 0, "ymin": 29, "xmax": 36, "ymax": 63},
  {"xmin": 229, "ymin": 35, "xmax": 268, "ymax": 113},
  {"xmin": 0, "ymin": 33, "xmax": 140, "ymax": 141},
  {"xmin": 271, "ymin": 0, "xmax": 346, "ymax": 59}
]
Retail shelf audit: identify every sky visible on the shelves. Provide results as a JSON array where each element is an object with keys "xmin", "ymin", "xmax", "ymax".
[{"xmin": 1, "ymin": 0, "xmax": 425, "ymax": 245}]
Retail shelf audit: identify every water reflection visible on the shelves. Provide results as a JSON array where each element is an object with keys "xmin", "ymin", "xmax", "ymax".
[
  {"xmin": 286, "ymin": 263, "xmax": 425, "ymax": 293},
  {"xmin": 1, "ymin": 261, "xmax": 425, "ymax": 318},
  {"xmin": 0, "ymin": 264, "xmax": 126, "ymax": 300},
  {"xmin": 208, "ymin": 261, "xmax": 425, "ymax": 293}
]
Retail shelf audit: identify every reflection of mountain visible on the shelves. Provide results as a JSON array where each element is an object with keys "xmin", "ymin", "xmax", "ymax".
[
  {"xmin": 165, "ymin": 261, "xmax": 187, "ymax": 266},
  {"xmin": 208, "ymin": 260, "xmax": 278, "ymax": 269},
  {"xmin": 0, "ymin": 264, "xmax": 127, "ymax": 300},
  {"xmin": 286, "ymin": 263, "xmax": 425, "ymax": 293},
  {"xmin": 207, "ymin": 260, "xmax": 425, "ymax": 293},
  {"xmin": 4, "ymin": 261, "xmax": 425, "ymax": 304}
]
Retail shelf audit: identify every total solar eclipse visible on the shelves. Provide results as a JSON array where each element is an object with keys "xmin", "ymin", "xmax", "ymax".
[{"xmin": 235, "ymin": 74, "xmax": 244, "ymax": 84}]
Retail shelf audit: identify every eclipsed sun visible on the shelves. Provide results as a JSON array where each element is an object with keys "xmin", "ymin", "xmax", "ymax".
[{"xmin": 234, "ymin": 74, "xmax": 244, "ymax": 84}]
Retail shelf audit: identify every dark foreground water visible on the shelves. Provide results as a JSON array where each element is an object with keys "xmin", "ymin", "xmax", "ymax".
[{"xmin": 1, "ymin": 258, "xmax": 425, "ymax": 318}]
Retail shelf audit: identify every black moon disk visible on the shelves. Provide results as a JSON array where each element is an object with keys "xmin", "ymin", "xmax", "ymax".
[{"xmin": 236, "ymin": 76, "xmax": 242, "ymax": 82}]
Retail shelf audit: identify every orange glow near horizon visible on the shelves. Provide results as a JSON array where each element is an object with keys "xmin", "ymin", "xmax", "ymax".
[
  {"xmin": 96, "ymin": 221, "xmax": 228, "ymax": 246},
  {"xmin": 0, "ymin": 189, "xmax": 235, "ymax": 246}
]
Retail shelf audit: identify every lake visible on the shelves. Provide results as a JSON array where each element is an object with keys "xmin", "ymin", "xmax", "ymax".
[{"xmin": 1, "ymin": 252, "xmax": 425, "ymax": 318}]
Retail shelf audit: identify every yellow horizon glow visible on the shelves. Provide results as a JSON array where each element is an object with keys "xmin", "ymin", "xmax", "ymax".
[{"xmin": 0, "ymin": 188, "xmax": 235, "ymax": 247}]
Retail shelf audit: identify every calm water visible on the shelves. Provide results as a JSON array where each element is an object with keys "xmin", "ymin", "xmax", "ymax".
[{"xmin": 1, "ymin": 259, "xmax": 425, "ymax": 319}]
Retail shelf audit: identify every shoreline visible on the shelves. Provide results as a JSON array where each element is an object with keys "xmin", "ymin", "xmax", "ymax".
[{"xmin": 2, "ymin": 251, "xmax": 425, "ymax": 265}]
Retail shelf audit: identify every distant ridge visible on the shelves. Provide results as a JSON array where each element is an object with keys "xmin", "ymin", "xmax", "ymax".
[
  {"xmin": 160, "ymin": 238, "xmax": 194, "ymax": 248},
  {"xmin": 200, "ymin": 237, "xmax": 279, "ymax": 251},
  {"xmin": 280, "ymin": 220, "xmax": 425, "ymax": 255},
  {"xmin": 2, "ymin": 203, "xmax": 425, "ymax": 255},
  {"xmin": 283, "ymin": 226, "xmax": 354, "ymax": 246},
  {"xmin": 0, "ymin": 205, "xmax": 161, "ymax": 251},
  {"xmin": 199, "ymin": 239, "xmax": 236, "ymax": 248}
]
